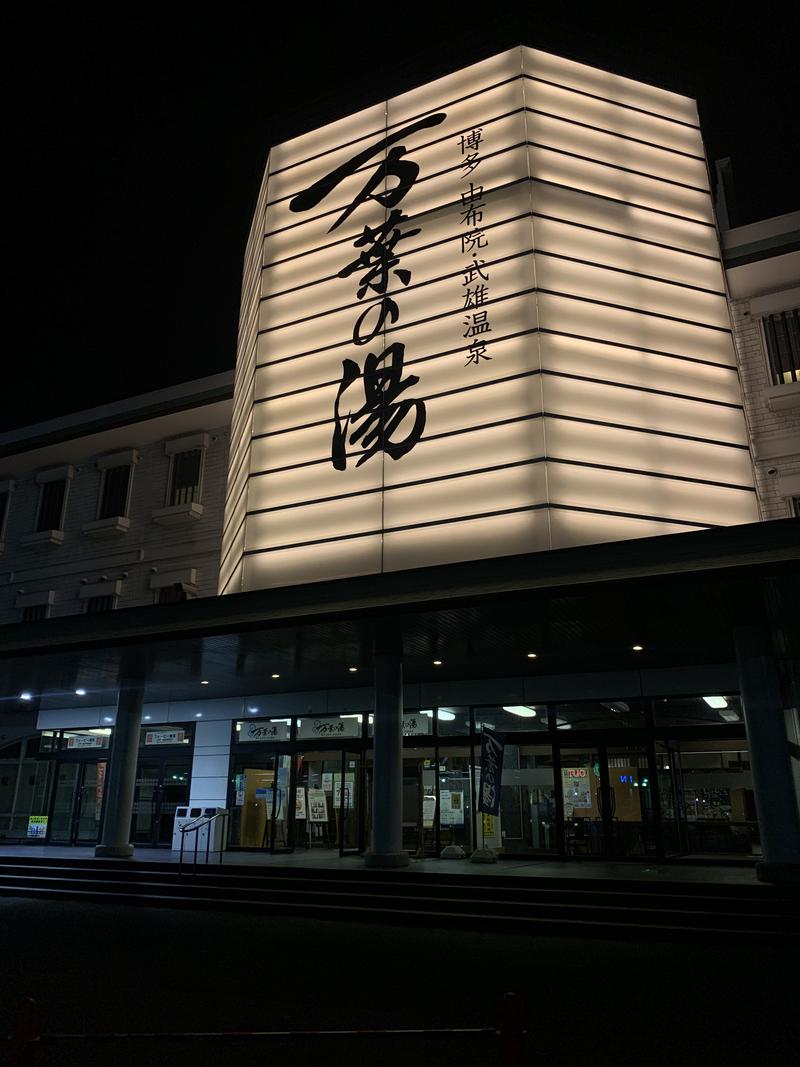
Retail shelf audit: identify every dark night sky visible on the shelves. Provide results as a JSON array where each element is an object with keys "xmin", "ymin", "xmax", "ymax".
[{"xmin": 4, "ymin": 5, "xmax": 798, "ymax": 433}]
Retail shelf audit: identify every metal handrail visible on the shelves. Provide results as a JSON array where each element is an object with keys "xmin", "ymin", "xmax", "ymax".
[{"xmin": 178, "ymin": 810, "xmax": 229, "ymax": 880}]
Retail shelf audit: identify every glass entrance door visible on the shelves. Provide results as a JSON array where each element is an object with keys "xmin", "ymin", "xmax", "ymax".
[
  {"xmin": 131, "ymin": 758, "xmax": 191, "ymax": 846},
  {"xmin": 338, "ymin": 751, "xmax": 363, "ymax": 856},
  {"xmin": 268, "ymin": 753, "xmax": 293, "ymax": 853},
  {"xmin": 559, "ymin": 745, "xmax": 656, "ymax": 859},
  {"xmin": 49, "ymin": 760, "xmax": 107, "ymax": 844}
]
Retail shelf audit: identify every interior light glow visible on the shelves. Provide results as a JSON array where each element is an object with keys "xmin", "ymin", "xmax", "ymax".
[
  {"xmin": 103, "ymin": 716, "xmax": 113, "ymax": 723},
  {"xmin": 503, "ymin": 705, "xmax": 538, "ymax": 718},
  {"xmin": 75, "ymin": 689, "xmax": 87, "ymax": 696},
  {"xmin": 271, "ymin": 673, "xmax": 280, "ymax": 679},
  {"xmin": 433, "ymin": 660, "xmax": 443, "ymax": 666},
  {"xmin": 527, "ymin": 653, "xmax": 537, "ymax": 659},
  {"xmin": 20, "ymin": 692, "xmax": 33, "ymax": 701},
  {"xmin": 248, "ymin": 707, "xmax": 259, "ymax": 714},
  {"xmin": 143, "ymin": 716, "xmax": 152, "ymax": 721},
  {"xmin": 195, "ymin": 713, "xmax": 203, "ymax": 718},
  {"xmin": 702, "ymin": 696, "xmax": 728, "ymax": 709},
  {"xmin": 348, "ymin": 667, "xmax": 358, "ymax": 673},
  {"xmin": 632, "ymin": 645, "xmax": 644, "ymax": 652},
  {"xmin": 201, "ymin": 680, "xmax": 209, "ymax": 686},
  {"xmin": 719, "ymin": 709, "xmax": 741, "ymax": 723},
  {"xmin": 340, "ymin": 714, "xmax": 363, "ymax": 722},
  {"xmin": 420, "ymin": 709, "xmax": 456, "ymax": 720}
]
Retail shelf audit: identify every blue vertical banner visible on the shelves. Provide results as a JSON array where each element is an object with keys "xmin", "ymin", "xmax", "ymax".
[{"xmin": 478, "ymin": 728, "xmax": 504, "ymax": 816}]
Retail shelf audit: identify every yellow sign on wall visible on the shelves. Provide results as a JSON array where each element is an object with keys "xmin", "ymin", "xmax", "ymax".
[{"xmin": 221, "ymin": 48, "xmax": 758, "ymax": 594}]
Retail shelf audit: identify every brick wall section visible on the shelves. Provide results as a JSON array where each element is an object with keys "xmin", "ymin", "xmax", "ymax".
[
  {"xmin": 0, "ymin": 425, "xmax": 229, "ymax": 623},
  {"xmin": 729, "ymin": 298, "xmax": 800, "ymax": 519}
]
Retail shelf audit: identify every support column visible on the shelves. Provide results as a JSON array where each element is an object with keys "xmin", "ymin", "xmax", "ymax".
[
  {"xmin": 365, "ymin": 629, "xmax": 408, "ymax": 868},
  {"xmin": 95, "ymin": 677, "xmax": 144, "ymax": 859},
  {"xmin": 734, "ymin": 624, "xmax": 800, "ymax": 885}
]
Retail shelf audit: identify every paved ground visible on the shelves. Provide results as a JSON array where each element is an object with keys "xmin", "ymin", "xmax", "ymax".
[
  {"xmin": 1, "ymin": 894, "xmax": 796, "ymax": 1066},
  {"xmin": 0, "ymin": 843, "xmax": 761, "ymax": 885}
]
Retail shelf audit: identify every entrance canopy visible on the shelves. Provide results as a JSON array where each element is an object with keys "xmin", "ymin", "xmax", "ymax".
[{"xmin": 1, "ymin": 520, "xmax": 797, "ymax": 713}]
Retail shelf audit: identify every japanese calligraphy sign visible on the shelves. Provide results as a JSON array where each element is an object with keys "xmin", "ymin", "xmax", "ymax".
[
  {"xmin": 478, "ymin": 728, "xmax": 504, "ymax": 816},
  {"xmin": 221, "ymin": 48, "xmax": 757, "ymax": 594}
]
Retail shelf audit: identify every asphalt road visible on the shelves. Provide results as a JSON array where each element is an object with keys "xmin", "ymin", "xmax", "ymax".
[{"xmin": 1, "ymin": 897, "xmax": 797, "ymax": 1065}]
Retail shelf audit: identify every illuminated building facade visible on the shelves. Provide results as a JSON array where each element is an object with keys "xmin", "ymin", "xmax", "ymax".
[{"xmin": 1, "ymin": 49, "xmax": 798, "ymax": 883}]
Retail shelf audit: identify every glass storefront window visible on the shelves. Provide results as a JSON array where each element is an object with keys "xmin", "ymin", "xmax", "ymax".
[
  {"xmin": 38, "ymin": 731, "xmax": 60, "ymax": 752},
  {"xmin": 401, "ymin": 747, "xmax": 436, "ymax": 855},
  {"xmin": 228, "ymin": 755, "xmax": 277, "ymax": 848},
  {"xmin": 654, "ymin": 695, "xmax": 742, "ymax": 727},
  {"xmin": 673, "ymin": 740, "xmax": 757, "ymax": 857},
  {"xmin": 474, "ymin": 705, "xmax": 548, "ymax": 733},
  {"xmin": 433, "ymin": 707, "xmax": 471, "ymax": 737},
  {"xmin": 555, "ymin": 700, "xmax": 644, "ymax": 730},
  {"xmin": 437, "ymin": 747, "xmax": 474, "ymax": 853},
  {"xmin": 495, "ymin": 743, "xmax": 558, "ymax": 854}
]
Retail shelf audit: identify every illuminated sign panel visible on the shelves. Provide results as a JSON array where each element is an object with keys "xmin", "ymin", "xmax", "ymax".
[{"xmin": 220, "ymin": 48, "xmax": 758, "ymax": 594}]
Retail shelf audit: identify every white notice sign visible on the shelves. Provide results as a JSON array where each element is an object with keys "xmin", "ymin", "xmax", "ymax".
[{"xmin": 308, "ymin": 788, "xmax": 328, "ymax": 823}]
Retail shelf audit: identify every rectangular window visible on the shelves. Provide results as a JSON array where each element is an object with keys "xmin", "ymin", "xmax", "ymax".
[
  {"xmin": 37, "ymin": 480, "xmax": 66, "ymax": 532},
  {"xmin": 169, "ymin": 449, "xmax": 202, "ymax": 506},
  {"xmin": 156, "ymin": 584, "xmax": 190, "ymax": 605},
  {"xmin": 85, "ymin": 595, "xmax": 116, "ymax": 614},
  {"xmin": 764, "ymin": 308, "xmax": 800, "ymax": 385},
  {"xmin": 21, "ymin": 604, "xmax": 50, "ymax": 623},
  {"xmin": 98, "ymin": 465, "xmax": 131, "ymax": 520}
]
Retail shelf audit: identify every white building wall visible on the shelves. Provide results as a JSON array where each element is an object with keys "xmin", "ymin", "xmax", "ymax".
[
  {"xmin": 724, "ymin": 214, "xmax": 800, "ymax": 520},
  {"xmin": 0, "ymin": 393, "xmax": 231, "ymax": 624}
]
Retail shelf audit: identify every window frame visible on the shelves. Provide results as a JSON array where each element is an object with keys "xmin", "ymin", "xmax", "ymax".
[{"xmin": 761, "ymin": 307, "xmax": 800, "ymax": 386}]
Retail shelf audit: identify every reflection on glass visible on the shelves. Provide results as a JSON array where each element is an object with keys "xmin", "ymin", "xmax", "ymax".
[
  {"xmin": 271, "ymin": 754, "xmax": 292, "ymax": 850},
  {"xmin": 402, "ymin": 748, "xmax": 436, "ymax": 855},
  {"xmin": 295, "ymin": 752, "xmax": 340, "ymax": 850},
  {"xmin": 435, "ymin": 707, "xmax": 471, "ymax": 737},
  {"xmin": 496, "ymin": 744, "xmax": 557, "ymax": 854},
  {"xmin": 228, "ymin": 756, "xmax": 276, "ymax": 848},
  {"xmin": 49, "ymin": 764, "xmax": 80, "ymax": 843},
  {"xmin": 606, "ymin": 748, "xmax": 655, "ymax": 858},
  {"xmin": 654, "ymin": 695, "xmax": 742, "ymax": 727},
  {"xmin": 555, "ymin": 701, "xmax": 644, "ymax": 730},
  {"xmin": 75, "ymin": 761, "xmax": 106, "ymax": 843},
  {"xmin": 437, "ymin": 747, "xmax": 474, "ymax": 852},
  {"xmin": 475, "ymin": 706, "xmax": 548, "ymax": 733},
  {"xmin": 674, "ymin": 740, "xmax": 757, "ymax": 857},
  {"xmin": 560, "ymin": 748, "xmax": 602, "ymax": 855}
]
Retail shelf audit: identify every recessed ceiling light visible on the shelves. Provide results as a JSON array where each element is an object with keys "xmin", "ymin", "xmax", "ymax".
[
  {"xmin": 271, "ymin": 673, "xmax": 280, "ymax": 679},
  {"xmin": 195, "ymin": 712, "xmax": 203, "ymax": 718},
  {"xmin": 143, "ymin": 715, "xmax": 151, "ymax": 721},
  {"xmin": 632, "ymin": 645, "xmax": 643, "ymax": 652},
  {"xmin": 200, "ymin": 680, "xmax": 209, "ymax": 686},
  {"xmin": 527, "ymin": 652, "xmax": 537, "ymax": 659},
  {"xmin": 103, "ymin": 716, "xmax": 113, "ymax": 723},
  {"xmin": 75, "ymin": 688, "xmax": 87, "ymax": 696},
  {"xmin": 703, "ymin": 695, "xmax": 728, "ymax": 709},
  {"xmin": 348, "ymin": 667, "xmax": 358, "ymax": 673},
  {"xmin": 19, "ymin": 692, "xmax": 33, "ymax": 701},
  {"xmin": 248, "ymin": 707, "xmax": 259, "ymax": 714},
  {"xmin": 433, "ymin": 660, "xmax": 442, "ymax": 666}
]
